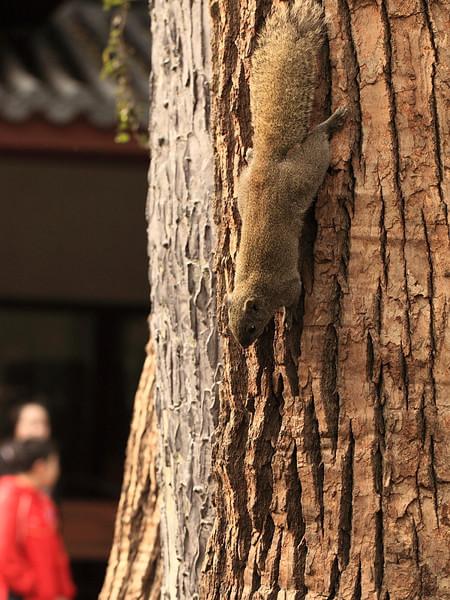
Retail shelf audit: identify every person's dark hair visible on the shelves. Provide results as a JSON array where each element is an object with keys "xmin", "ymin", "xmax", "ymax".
[{"xmin": 0, "ymin": 438, "xmax": 58, "ymax": 474}]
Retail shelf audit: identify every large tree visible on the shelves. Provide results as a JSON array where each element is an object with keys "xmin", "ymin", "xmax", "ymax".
[{"xmin": 102, "ymin": 0, "xmax": 450, "ymax": 598}]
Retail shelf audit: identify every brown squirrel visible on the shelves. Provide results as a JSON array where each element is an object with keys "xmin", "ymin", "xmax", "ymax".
[{"xmin": 228, "ymin": 0, "xmax": 347, "ymax": 348}]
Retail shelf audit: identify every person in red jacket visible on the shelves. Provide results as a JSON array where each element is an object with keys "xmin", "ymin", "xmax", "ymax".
[{"xmin": 0, "ymin": 439, "xmax": 76, "ymax": 600}]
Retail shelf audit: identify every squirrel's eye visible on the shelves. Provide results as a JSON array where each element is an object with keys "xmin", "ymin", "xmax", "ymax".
[{"xmin": 248, "ymin": 325, "xmax": 256, "ymax": 334}]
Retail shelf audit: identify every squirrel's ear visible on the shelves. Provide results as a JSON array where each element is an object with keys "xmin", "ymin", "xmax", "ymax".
[{"xmin": 244, "ymin": 298, "xmax": 259, "ymax": 313}]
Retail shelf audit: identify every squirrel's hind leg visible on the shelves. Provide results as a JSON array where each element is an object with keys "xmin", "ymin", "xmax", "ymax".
[{"xmin": 313, "ymin": 106, "xmax": 348, "ymax": 137}]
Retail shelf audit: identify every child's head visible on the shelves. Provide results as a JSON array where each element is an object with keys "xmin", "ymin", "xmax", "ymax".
[{"xmin": 0, "ymin": 438, "xmax": 60, "ymax": 490}]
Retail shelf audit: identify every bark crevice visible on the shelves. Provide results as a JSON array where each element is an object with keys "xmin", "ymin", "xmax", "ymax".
[
  {"xmin": 304, "ymin": 396, "xmax": 325, "ymax": 532},
  {"xmin": 338, "ymin": 424, "xmax": 354, "ymax": 569},
  {"xmin": 421, "ymin": 209, "xmax": 438, "ymax": 409},
  {"xmin": 338, "ymin": 0, "xmax": 363, "ymax": 162},
  {"xmin": 419, "ymin": 0, "xmax": 449, "ymax": 230},
  {"xmin": 380, "ymin": 0, "xmax": 412, "ymax": 352}
]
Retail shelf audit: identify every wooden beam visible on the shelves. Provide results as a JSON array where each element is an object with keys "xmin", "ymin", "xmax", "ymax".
[{"xmin": 0, "ymin": 117, "xmax": 147, "ymax": 159}]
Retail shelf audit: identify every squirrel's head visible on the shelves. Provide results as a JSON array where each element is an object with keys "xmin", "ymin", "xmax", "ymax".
[{"xmin": 227, "ymin": 291, "xmax": 272, "ymax": 348}]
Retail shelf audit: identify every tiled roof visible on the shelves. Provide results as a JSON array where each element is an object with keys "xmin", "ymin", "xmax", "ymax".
[{"xmin": 0, "ymin": 0, "xmax": 150, "ymax": 128}]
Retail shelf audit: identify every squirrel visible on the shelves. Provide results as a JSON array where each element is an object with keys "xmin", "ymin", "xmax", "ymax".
[{"xmin": 227, "ymin": 0, "xmax": 347, "ymax": 348}]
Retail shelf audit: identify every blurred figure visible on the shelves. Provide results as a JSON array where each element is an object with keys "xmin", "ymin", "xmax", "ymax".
[
  {"xmin": 8, "ymin": 402, "xmax": 51, "ymax": 442},
  {"xmin": 0, "ymin": 400, "xmax": 51, "ymax": 477},
  {"xmin": 0, "ymin": 439, "xmax": 75, "ymax": 600}
]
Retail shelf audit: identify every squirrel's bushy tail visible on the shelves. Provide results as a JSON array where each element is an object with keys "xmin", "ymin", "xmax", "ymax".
[{"xmin": 251, "ymin": 0, "xmax": 325, "ymax": 158}]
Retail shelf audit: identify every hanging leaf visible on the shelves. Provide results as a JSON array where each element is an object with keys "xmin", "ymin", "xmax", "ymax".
[{"xmin": 102, "ymin": 0, "xmax": 149, "ymax": 149}]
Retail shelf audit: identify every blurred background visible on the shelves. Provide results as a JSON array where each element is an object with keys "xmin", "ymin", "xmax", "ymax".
[{"xmin": 0, "ymin": 0, "xmax": 150, "ymax": 597}]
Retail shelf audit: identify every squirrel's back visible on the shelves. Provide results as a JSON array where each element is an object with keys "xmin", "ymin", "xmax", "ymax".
[{"xmin": 251, "ymin": 0, "xmax": 325, "ymax": 158}]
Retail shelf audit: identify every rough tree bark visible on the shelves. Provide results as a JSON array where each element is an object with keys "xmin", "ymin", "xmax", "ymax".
[
  {"xmin": 102, "ymin": 0, "xmax": 449, "ymax": 599},
  {"xmin": 101, "ymin": 1, "xmax": 218, "ymax": 598},
  {"xmin": 202, "ymin": 0, "xmax": 450, "ymax": 599},
  {"xmin": 100, "ymin": 342, "xmax": 161, "ymax": 600},
  {"xmin": 146, "ymin": 0, "xmax": 219, "ymax": 598}
]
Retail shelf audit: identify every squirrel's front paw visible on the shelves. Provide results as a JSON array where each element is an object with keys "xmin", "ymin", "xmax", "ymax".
[{"xmin": 329, "ymin": 106, "xmax": 348, "ymax": 132}]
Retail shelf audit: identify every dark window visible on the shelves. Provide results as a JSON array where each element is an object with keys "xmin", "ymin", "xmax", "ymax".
[{"xmin": 0, "ymin": 304, "xmax": 147, "ymax": 499}]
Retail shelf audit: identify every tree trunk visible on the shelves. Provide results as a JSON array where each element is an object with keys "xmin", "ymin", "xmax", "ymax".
[
  {"xmin": 102, "ymin": 0, "xmax": 450, "ymax": 598},
  {"xmin": 202, "ymin": 0, "xmax": 450, "ymax": 599},
  {"xmin": 100, "ymin": 1, "xmax": 217, "ymax": 598},
  {"xmin": 100, "ymin": 342, "xmax": 161, "ymax": 600},
  {"xmin": 146, "ymin": 0, "xmax": 218, "ymax": 598}
]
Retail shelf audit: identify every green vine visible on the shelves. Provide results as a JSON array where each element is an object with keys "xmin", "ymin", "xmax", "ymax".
[{"xmin": 102, "ymin": 0, "xmax": 149, "ymax": 148}]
